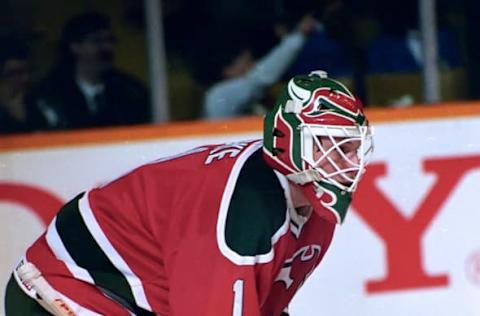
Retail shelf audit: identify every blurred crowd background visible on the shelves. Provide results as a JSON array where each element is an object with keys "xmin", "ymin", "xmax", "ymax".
[{"xmin": 0, "ymin": 0, "xmax": 478, "ymax": 134}]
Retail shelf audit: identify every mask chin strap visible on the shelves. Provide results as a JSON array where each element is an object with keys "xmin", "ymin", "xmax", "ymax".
[
  {"xmin": 286, "ymin": 165, "xmax": 352, "ymax": 192},
  {"xmin": 286, "ymin": 169, "xmax": 322, "ymax": 185},
  {"xmin": 286, "ymin": 171, "xmax": 327, "ymax": 209}
]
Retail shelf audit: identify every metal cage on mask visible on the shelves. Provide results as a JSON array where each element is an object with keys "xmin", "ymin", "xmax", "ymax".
[
  {"xmin": 293, "ymin": 123, "xmax": 373, "ymax": 192},
  {"xmin": 263, "ymin": 70, "xmax": 374, "ymax": 224}
]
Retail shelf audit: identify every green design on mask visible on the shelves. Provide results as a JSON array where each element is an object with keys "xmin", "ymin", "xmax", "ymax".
[{"xmin": 318, "ymin": 181, "xmax": 352, "ymax": 223}]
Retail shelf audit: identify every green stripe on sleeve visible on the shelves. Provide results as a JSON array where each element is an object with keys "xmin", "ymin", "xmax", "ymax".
[{"xmin": 55, "ymin": 194, "xmax": 155, "ymax": 316}]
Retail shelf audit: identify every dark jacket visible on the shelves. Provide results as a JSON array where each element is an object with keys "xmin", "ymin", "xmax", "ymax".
[
  {"xmin": 0, "ymin": 106, "xmax": 31, "ymax": 135},
  {"xmin": 27, "ymin": 69, "xmax": 151, "ymax": 131}
]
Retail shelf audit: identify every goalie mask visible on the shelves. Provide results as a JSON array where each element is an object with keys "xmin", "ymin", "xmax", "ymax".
[{"xmin": 263, "ymin": 70, "xmax": 374, "ymax": 224}]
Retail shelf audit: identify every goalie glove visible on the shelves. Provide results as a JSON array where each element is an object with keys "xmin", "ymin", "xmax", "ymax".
[{"xmin": 14, "ymin": 258, "xmax": 77, "ymax": 316}]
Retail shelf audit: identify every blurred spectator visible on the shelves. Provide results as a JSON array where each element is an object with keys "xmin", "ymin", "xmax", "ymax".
[
  {"xmin": 284, "ymin": 0, "xmax": 377, "ymax": 104},
  {"xmin": 201, "ymin": 14, "xmax": 317, "ymax": 120},
  {"xmin": 28, "ymin": 12, "xmax": 150, "ymax": 131},
  {"xmin": 284, "ymin": 26, "xmax": 354, "ymax": 78},
  {"xmin": 0, "ymin": 39, "xmax": 33, "ymax": 134},
  {"xmin": 285, "ymin": 0, "xmax": 358, "ymax": 78},
  {"xmin": 367, "ymin": 2, "xmax": 462, "ymax": 74}
]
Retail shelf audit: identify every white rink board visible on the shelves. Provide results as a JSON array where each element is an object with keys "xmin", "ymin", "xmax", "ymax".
[
  {"xmin": 290, "ymin": 117, "xmax": 480, "ymax": 316},
  {"xmin": 1, "ymin": 117, "xmax": 480, "ymax": 315}
]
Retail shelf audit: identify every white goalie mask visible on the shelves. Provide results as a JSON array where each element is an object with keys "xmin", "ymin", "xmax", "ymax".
[{"xmin": 263, "ymin": 70, "xmax": 374, "ymax": 224}]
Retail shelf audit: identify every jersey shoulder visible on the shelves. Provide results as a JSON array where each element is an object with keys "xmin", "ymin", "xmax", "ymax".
[{"xmin": 218, "ymin": 149, "xmax": 289, "ymax": 265}]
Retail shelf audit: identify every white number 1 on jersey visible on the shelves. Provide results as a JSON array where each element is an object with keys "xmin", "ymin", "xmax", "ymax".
[{"xmin": 232, "ymin": 279, "xmax": 244, "ymax": 316}]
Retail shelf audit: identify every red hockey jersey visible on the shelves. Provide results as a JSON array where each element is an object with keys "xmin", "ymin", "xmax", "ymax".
[{"xmin": 19, "ymin": 140, "xmax": 336, "ymax": 315}]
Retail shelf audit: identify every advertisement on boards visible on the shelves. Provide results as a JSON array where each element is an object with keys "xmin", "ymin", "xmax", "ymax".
[{"xmin": 0, "ymin": 112, "xmax": 479, "ymax": 315}]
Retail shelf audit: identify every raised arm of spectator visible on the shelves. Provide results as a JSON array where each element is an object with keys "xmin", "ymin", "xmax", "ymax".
[{"xmin": 203, "ymin": 15, "xmax": 316, "ymax": 119}]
